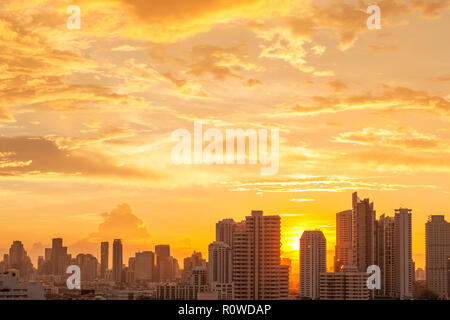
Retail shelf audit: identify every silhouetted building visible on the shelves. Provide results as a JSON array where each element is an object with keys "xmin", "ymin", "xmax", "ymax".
[
  {"xmin": 155, "ymin": 245, "xmax": 170, "ymax": 282},
  {"xmin": 320, "ymin": 265, "xmax": 369, "ymax": 300},
  {"xmin": 208, "ymin": 241, "xmax": 232, "ymax": 286},
  {"xmin": 334, "ymin": 210, "xmax": 352, "ymax": 272},
  {"xmin": 135, "ymin": 251, "xmax": 154, "ymax": 281},
  {"xmin": 299, "ymin": 230, "xmax": 326, "ymax": 299},
  {"xmin": 76, "ymin": 253, "xmax": 98, "ymax": 281},
  {"xmin": 233, "ymin": 210, "xmax": 288, "ymax": 300},
  {"xmin": 100, "ymin": 242, "xmax": 109, "ymax": 279},
  {"xmin": 426, "ymin": 215, "xmax": 450, "ymax": 299},
  {"xmin": 50, "ymin": 238, "xmax": 69, "ymax": 276},
  {"xmin": 352, "ymin": 192, "xmax": 375, "ymax": 272},
  {"xmin": 216, "ymin": 219, "xmax": 245, "ymax": 247},
  {"xmin": 112, "ymin": 239, "xmax": 123, "ymax": 283},
  {"xmin": 394, "ymin": 208, "xmax": 413, "ymax": 299},
  {"xmin": 8, "ymin": 241, "xmax": 33, "ymax": 279}
]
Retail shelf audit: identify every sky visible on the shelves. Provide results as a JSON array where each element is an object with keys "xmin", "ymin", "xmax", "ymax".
[{"xmin": 0, "ymin": 0, "xmax": 449, "ymax": 273}]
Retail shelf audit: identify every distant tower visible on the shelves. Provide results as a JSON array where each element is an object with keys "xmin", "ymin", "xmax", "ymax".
[
  {"xmin": 377, "ymin": 214, "xmax": 395, "ymax": 297},
  {"xmin": 426, "ymin": 215, "xmax": 450, "ymax": 298},
  {"xmin": 334, "ymin": 210, "xmax": 352, "ymax": 271},
  {"xmin": 135, "ymin": 251, "xmax": 155, "ymax": 281},
  {"xmin": 394, "ymin": 208, "xmax": 413, "ymax": 299},
  {"xmin": 352, "ymin": 192, "xmax": 375, "ymax": 272},
  {"xmin": 112, "ymin": 239, "xmax": 123, "ymax": 283},
  {"xmin": 8, "ymin": 241, "xmax": 33, "ymax": 278},
  {"xmin": 208, "ymin": 241, "xmax": 232, "ymax": 286},
  {"xmin": 299, "ymin": 230, "xmax": 326, "ymax": 299},
  {"xmin": 100, "ymin": 242, "xmax": 109, "ymax": 279},
  {"xmin": 216, "ymin": 219, "xmax": 245, "ymax": 247},
  {"xmin": 50, "ymin": 238, "xmax": 68, "ymax": 275},
  {"xmin": 155, "ymin": 245, "xmax": 171, "ymax": 282}
]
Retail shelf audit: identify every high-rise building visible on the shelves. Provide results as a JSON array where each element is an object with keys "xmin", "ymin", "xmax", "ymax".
[
  {"xmin": 184, "ymin": 251, "xmax": 206, "ymax": 280},
  {"xmin": 112, "ymin": 239, "xmax": 123, "ymax": 283},
  {"xmin": 376, "ymin": 214, "xmax": 395, "ymax": 297},
  {"xmin": 394, "ymin": 208, "xmax": 413, "ymax": 299},
  {"xmin": 320, "ymin": 265, "xmax": 369, "ymax": 300},
  {"xmin": 189, "ymin": 266, "xmax": 207, "ymax": 286},
  {"xmin": 135, "ymin": 251, "xmax": 155, "ymax": 281},
  {"xmin": 155, "ymin": 245, "xmax": 171, "ymax": 282},
  {"xmin": 232, "ymin": 210, "xmax": 289, "ymax": 300},
  {"xmin": 375, "ymin": 209, "xmax": 413, "ymax": 299},
  {"xmin": 415, "ymin": 267, "xmax": 425, "ymax": 281},
  {"xmin": 8, "ymin": 241, "xmax": 33, "ymax": 279},
  {"xmin": 50, "ymin": 238, "xmax": 69, "ymax": 276},
  {"xmin": 426, "ymin": 215, "xmax": 450, "ymax": 299},
  {"xmin": 299, "ymin": 230, "xmax": 326, "ymax": 299},
  {"xmin": 447, "ymin": 257, "xmax": 450, "ymax": 297},
  {"xmin": 216, "ymin": 219, "xmax": 245, "ymax": 247},
  {"xmin": 334, "ymin": 210, "xmax": 352, "ymax": 272},
  {"xmin": 352, "ymin": 192, "xmax": 375, "ymax": 272},
  {"xmin": 100, "ymin": 242, "xmax": 109, "ymax": 279},
  {"xmin": 208, "ymin": 241, "xmax": 232, "ymax": 286},
  {"xmin": 76, "ymin": 253, "xmax": 98, "ymax": 281}
]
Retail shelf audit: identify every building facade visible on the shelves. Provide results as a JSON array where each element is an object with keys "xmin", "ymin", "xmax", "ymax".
[{"xmin": 299, "ymin": 230, "xmax": 326, "ymax": 299}]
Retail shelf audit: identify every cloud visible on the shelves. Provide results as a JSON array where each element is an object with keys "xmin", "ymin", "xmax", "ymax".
[
  {"xmin": 286, "ymin": 85, "xmax": 450, "ymax": 116},
  {"xmin": 69, "ymin": 203, "xmax": 155, "ymax": 261},
  {"xmin": 369, "ymin": 42, "xmax": 398, "ymax": 53},
  {"xmin": 290, "ymin": 198, "xmax": 315, "ymax": 202},
  {"xmin": 49, "ymin": 126, "xmax": 137, "ymax": 150},
  {"xmin": 0, "ymin": 15, "xmax": 148, "ymax": 117},
  {"xmin": 428, "ymin": 75, "xmax": 450, "ymax": 82},
  {"xmin": 87, "ymin": 203, "xmax": 152, "ymax": 243},
  {"xmin": 332, "ymin": 127, "xmax": 449, "ymax": 152},
  {"xmin": 244, "ymin": 78, "xmax": 263, "ymax": 87},
  {"xmin": 186, "ymin": 44, "xmax": 262, "ymax": 81},
  {"xmin": 0, "ymin": 136, "xmax": 160, "ymax": 179},
  {"xmin": 326, "ymin": 80, "xmax": 348, "ymax": 92},
  {"xmin": 0, "ymin": 107, "xmax": 15, "ymax": 123},
  {"xmin": 227, "ymin": 175, "xmax": 437, "ymax": 193},
  {"xmin": 345, "ymin": 150, "xmax": 450, "ymax": 173}
]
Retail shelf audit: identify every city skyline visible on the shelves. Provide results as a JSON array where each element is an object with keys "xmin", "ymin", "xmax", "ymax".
[
  {"xmin": 1, "ymin": 192, "xmax": 447, "ymax": 276},
  {"xmin": 1, "ymin": 196, "xmax": 449, "ymax": 300},
  {"xmin": 0, "ymin": 1, "xmax": 449, "ymax": 283}
]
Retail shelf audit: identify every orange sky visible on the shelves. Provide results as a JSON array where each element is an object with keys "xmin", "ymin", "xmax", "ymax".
[{"xmin": 0, "ymin": 0, "xmax": 449, "ymax": 272}]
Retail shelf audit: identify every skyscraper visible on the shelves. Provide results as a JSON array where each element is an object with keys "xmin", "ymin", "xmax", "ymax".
[
  {"xmin": 8, "ymin": 241, "xmax": 33, "ymax": 279},
  {"xmin": 112, "ymin": 239, "xmax": 123, "ymax": 283},
  {"xmin": 134, "ymin": 251, "xmax": 155, "ymax": 281},
  {"xmin": 100, "ymin": 241, "xmax": 109, "ymax": 279},
  {"xmin": 299, "ymin": 230, "xmax": 326, "ymax": 299},
  {"xmin": 394, "ymin": 208, "xmax": 413, "ymax": 299},
  {"xmin": 352, "ymin": 192, "xmax": 375, "ymax": 272},
  {"xmin": 155, "ymin": 245, "xmax": 171, "ymax": 282},
  {"xmin": 76, "ymin": 253, "xmax": 98, "ymax": 281},
  {"xmin": 216, "ymin": 219, "xmax": 245, "ymax": 247},
  {"xmin": 184, "ymin": 251, "xmax": 206, "ymax": 274},
  {"xmin": 376, "ymin": 214, "xmax": 396, "ymax": 297},
  {"xmin": 208, "ymin": 241, "xmax": 232, "ymax": 286},
  {"xmin": 426, "ymin": 215, "xmax": 450, "ymax": 298},
  {"xmin": 50, "ymin": 238, "xmax": 69, "ymax": 276},
  {"xmin": 334, "ymin": 210, "xmax": 352, "ymax": 272},
  {"xmin": 232, "ymin": 210, "xmax": 288, "ymax": 300}
]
